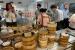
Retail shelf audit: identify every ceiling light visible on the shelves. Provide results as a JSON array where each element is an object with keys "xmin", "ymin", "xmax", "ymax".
[{"xmin": 36, "ymin": 0, "xmax": 43, "ymax": 2}]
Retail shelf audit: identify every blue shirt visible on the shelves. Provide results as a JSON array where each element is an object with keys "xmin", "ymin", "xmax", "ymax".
[
  {"xmin": 60, "ymin": 4, "xmax": 69, "ymax": 19},
  {"xmin": 62, "ymin": 9, "xmax": 69, "ymax": 19}
]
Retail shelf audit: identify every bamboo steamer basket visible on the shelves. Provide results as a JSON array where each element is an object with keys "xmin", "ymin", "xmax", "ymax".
[
  {"xmin": 19, "ymin": 25, "xmax": 32, "ymax": 32},
  {"xmin": 48, "ymin": 22, "xmax": 57, "ymax": 34},
  {"xmin": 39, "ymin": 34, "xmax": 48, "ymax": 41},
  {"xmin": 60, "ymin": 38, "xmax": 68, "ymax": 42},
  {"xmin": 59, "ymin": 38, "xmax": 68, "ymax": 47},
  {"xmin": 48, "ymin": 22, "xmax": 57, "ymax": 31},
  {"xmin": 48, "ymin": 35, "xmax": 55, "ymax": 43},
  {"xmin": 48, "ymin": 35, "xmax": 55, "ymax": 47},
  {"xmin": 38, "ymin": 28, "xmax": 48, "ymax": 41},
  {"xmin": 39, "ymin": 39, "xmax": 48, "ymax": 48},
  {"xmin": 22, "ymin": 31, "xmax": 36, "ymax": 50},
  {"xmin": 39, "ymin": 31, "xmax": 48, "ymax": 35},
  {"xmin": 22, "ymin": 35, "xmax": 35, "ymax": 42},
  {"xmin": 39, "ymin": 35, "xmax": 48, "ymax": 47},
  {"xmin": 22, "ymin": 43, "xmax": 36, "ymax": 50},
  {"xmin": 48, "ymin": 30, "xmax": 56, "ymax": 34},
  {"xmin": 2, "ymin": 46, "xmax": 14, "ymax": 50},
  {"xmin": 22, "ymin": 32, "xmax": 35, "ymax": 42},
  {"xmin": 39, "ymin": 31, "xmax": 48, "ymax": 41},
  {"xmin": 39, "ymin": 28, "xmax": 48, "ymax": 35},
  {"xmin": 39, "ymin": 35, "xmax": 48, "ymax": 41},
  {"xmin": 22, "ymin": 32, "xmax": 36, "ymax": 46},
  {"xmin": 60, "ymin": 36, "xmax": 69, "ymax": 40},
  {"xmin": 59, "ymin": 42, "xmax": 68, "ymax": 47},
  {"xmin": 22, "ymin": 40, "xmax": 36, "ymax": 46},
  {"xmin": 38, "ymin": 28, "xmax": 48, "ymax": 48},
  {"xmin": 59, "ymin": 32, "xmax": 69, "ymax": 47}
]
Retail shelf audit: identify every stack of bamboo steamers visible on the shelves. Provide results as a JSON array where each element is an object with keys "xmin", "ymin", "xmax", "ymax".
[
  {"xmin": 22, "ymin": 32, "xmax": 36, "ymax": 50},
  {"xmin": 48, "ymin": 22, "xmax": 57, "ymax": 45},
  {"xmin": 48, "ymin": 22, "xmax": 57, "ymax": 34},
  {"xmin": 38, "ymin": 22, "xmax": 57, "ymax": 48},
  {"xmin": 38, "ymin": 28, "xmax": 48, "ymax": 48},
  {"xmin": 59, "ymin": 31, "xmax": 69, "ymax": 47},
  {"xmin": 14, "ymin": 32, "xmax": 36, "ymax": 50},
  {"xmin": 0, "ymin": 21, "xmax": 70, "ymax": 50}
]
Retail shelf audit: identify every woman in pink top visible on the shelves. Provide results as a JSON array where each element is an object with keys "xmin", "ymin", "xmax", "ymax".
[{"xmin": 37, "ymin": 8, "xmax": 51, "ymax": 27}]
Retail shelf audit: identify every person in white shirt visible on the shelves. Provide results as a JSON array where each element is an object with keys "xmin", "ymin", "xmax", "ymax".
[
  {"xmin": 69, "ymin": 14, "xmax": 75, "ymax": 29},
  {"xmin": 67, "ymin": 14, "xmax": 75, "ymax": 34},
  {"xmin": 3, "ymin": 3, "xmax": 17, "ymax": 27},
  {"xmin": 50, "ymin": 4, "xmax": 64, "ymax": 30}
]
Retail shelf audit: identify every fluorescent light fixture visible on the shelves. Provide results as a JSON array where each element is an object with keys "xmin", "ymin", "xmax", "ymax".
[{"xmin": 36, "ymin": 0, "xmax": 43, "ymax": 2}]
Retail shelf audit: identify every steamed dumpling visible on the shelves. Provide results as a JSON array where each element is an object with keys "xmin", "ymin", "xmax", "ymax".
[{"xmin": 2, "ymin": 41, "xmax": 11, "ymax": 46}]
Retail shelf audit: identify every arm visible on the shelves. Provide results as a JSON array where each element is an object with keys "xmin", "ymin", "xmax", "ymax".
[
  {"xmin": 3, "ymin": 10, "xmax": 7, "ymax": 18},
  {"xmin": 37, "ymin": 15, "xmax": 41, "ymax": 25},
  {"xmin": 49, "ymin": 16, "xmax": 51, "ymax": 22}
]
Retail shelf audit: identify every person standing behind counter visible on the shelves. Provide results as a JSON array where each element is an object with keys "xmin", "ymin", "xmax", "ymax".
[
  {"xmin": 37, "ymin": 8, "xmax": 51, "ymax": 27},
  {"xmin": 48, "ymin": 4, "xmax": 64, "ymax": 30},
  {"xmin": 60, "ymin": 2, "xmax": 69, "ymax": 28},
  {"xmin": 35, "ymin": 3, "xmax": 42, "ymax": 25},
  {"xmin": 3, "ymin": 3, "xmax": 17, "ymax": 27}
]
